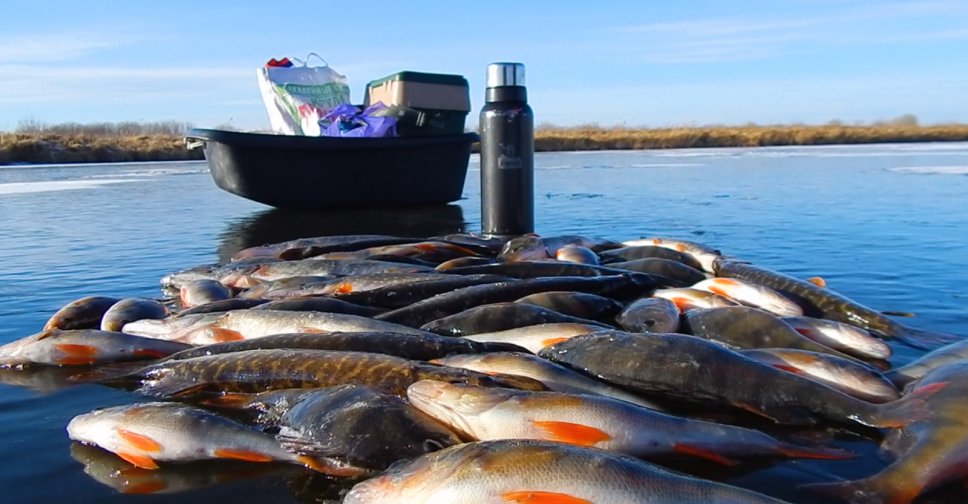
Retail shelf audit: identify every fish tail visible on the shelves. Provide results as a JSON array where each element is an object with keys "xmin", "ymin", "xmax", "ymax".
[
  {"xmin": 774, "ymin": 443, "xmax": 856, "ymax": 460},
  {"xmin": 865, "ymin": 381, "xmax": 949, "ymax": 428},
  {"xmin": 800, "ymin": 476, "xmax": 919, "ymax": 504},
  {"xmin": 893, "ymin": 327, "xmax": 963, "ymax": 351}
]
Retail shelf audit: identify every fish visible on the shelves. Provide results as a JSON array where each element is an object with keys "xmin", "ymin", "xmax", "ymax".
[
  {"xmin": 616, "ymin": 297, "xmax": 681, "ymax": 333},
  {"xmin": 692, "ymin": 278, "xmax": 804, "ymax": 317},
  {"xmin": 160, "ymin": 258, "xmax": 284, "ymax": 289},
  {"xmin": 598, "ymin": 245, "xmax": 704, "ymax": 271},
  {"xmin": 236, "ymin": 276, "xmax": 336, "ymax": 299},
  {"xmin": 163, "ymin": 331, "xmax": 529, "ymax": 362},
  {"xmin": 207, "ymin": 385, "xmax": 461, "ymax": 476},
  {"xmin": 251, "ymin": 296, "xmax": 387, "ymax": 317},
  {"xmin": 430, "ymin": 233, "xmax": 510, "ymax": 254},
  {"xmin": 122, "ymin": 310, "xmax": 432, "ymax": 344},
  {"xmin": 342, "ymin": 439, "xmax": 794, "ymax": 504},
  {"xmin": 179, "ymin": 280, "xmax": 232, "ymax": 308},
  {"xmin": 781, "ymin": 316, "xmax": 893, "ymax": 360},
  {"xmin": 243, "ymin": 273, "xmax": 447, "ymax": 300},
  {"xmin": 458, "ymin": 323, "xmax": 603, "ymax": 353},
  {"xmin": 498, "ymin": 235, "xmax": 619, "ymax": 262},
  {"xmin": 408, "ymin": 382, "xmax": 854, "ymax": 464},
  {"xmin": 713, "ymin": 257, "xmax": 963, "ymax": 350},
  {"xmin": 606, "ymin": 258, "xmax": 708, "ymax": 286},
  {"xmin": 539, "ymin": 331, "xmax": 942, "ymax": 427},
  {"xmin": 555, "ymin": 245, "xmax": 600, "ymax": 265},
  {"xmin": 217, "ymin": 259, "xmax": 436, "ymax": 289},
  {"xmin": 623, "ymin": 237, "xmax": 722, "ymax": 273},
  {"xmin": 740, "ymin": 348, "xmax": 899, "ymax": 403},
  {"xmin": 375, "ymin": 275, "xmax": 657, "ymax": 328},
  {"xmin": 66, "ymin": 402, "xmax": 324, "ymax": 471},
  {"xmin": 69, "ymin": 443, "xmax": 293, "ymax": 495},
  {"xmin": 173, "ymin": 298, "xmax": 268, "ymax": 316},
  {"xmin": 44, "ymin": 296, "xmax": 121, "ymax": 331},
  {"xmin": 315, "ymin": 241, "xmax": 480, "ymax": 264},
  {"xmin": 435, "ymin": 256, "xmax": 497, "ymax": 270},
  {"xmin": 885, "ymin": 339, "xmax": 968, "ymax": 389},
  {"xmin": 681, "ymin": 307, "xmax": 861, "ymax": 361},
  {"xmin": 331, "ymin": 274, "xmax": 516, "ymax": 309},
  {"xmin": 231, "ymin": 235, "xmax": 414, "ymax": 261},
  {"xmin": 801, "ymin": 362, "xmax": 968, "ymax": 504},
  {"xmin": 100, "ymin": 299, "xmax": 169, "ymax": 332},
  {"xmin": 440, "ymin": 261, "xmax": 679, "ymax": 287},
  {"xmin": 94, "ymin": 349, "xmax": 548, "ymax": 398},
  {"xmin": 432, "ymin": 353, "xmax": 661, "ymax": 409},
  {"xmin": 653, "ymin": 287, "xmax": 741, "ymax": 311},
  {"xmin": 421, "ymin": 303, "xmax": 612, "ymax": 336},
  {"xmin": 0, "ymin": 329, "xmax": 191, "ymax": 368},
  {"xmin": 514, "ymin": 291, "xmax": 623, "ymax": 321}
]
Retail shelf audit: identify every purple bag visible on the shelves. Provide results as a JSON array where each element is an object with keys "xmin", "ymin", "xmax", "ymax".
[{"xmin": 320, "ymin": 103, "xmax": 396, "ymax": 138}]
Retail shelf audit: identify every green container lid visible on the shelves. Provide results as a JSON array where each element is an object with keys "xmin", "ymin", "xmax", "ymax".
[{"xmin": 367, "ymin": 71, "xmax": 468, "ymax": 89}]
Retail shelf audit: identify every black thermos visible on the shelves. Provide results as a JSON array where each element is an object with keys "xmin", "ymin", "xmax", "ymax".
[{"xmin": 480, "ymin": 62, "xmax": 534, "ymax": 237}]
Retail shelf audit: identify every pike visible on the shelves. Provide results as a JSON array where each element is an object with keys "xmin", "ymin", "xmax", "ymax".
[
  {"xmin": 90, "ymin": 349, "xmax": 548, "ymax": 398},
  {"xmin": 714, "ymin": 257, "xmax": 963, "ymax": 350}
]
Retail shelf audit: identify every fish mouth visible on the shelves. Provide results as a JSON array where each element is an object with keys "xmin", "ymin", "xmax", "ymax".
[{"xmin": 406, "ymin": 381, "xmax": 488, "ymax": 436}]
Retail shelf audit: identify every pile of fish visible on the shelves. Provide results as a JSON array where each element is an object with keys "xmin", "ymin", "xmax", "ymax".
[{"xmin": 2, "ymin": 233, "xmax": 967, "ymax": 504}]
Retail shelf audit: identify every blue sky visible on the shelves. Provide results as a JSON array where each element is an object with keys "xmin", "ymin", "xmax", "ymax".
[{"xmin": 1, "ymin": 0, "xmax": 966, "ymax": 130}]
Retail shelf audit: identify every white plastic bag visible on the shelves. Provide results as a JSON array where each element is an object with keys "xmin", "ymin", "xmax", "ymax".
[{"xmin": 256, "ymin": 54, "xmax": 351, "ymax": 136}]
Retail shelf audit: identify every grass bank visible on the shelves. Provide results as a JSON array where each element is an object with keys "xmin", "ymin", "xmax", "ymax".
[{"xmin": 3, "ymin": 121, "xmax": 968, "ymax": 165}]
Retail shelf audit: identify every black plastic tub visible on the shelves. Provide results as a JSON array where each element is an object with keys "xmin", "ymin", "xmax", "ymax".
[{"xmin": 185, "ymin": 128, "xmax": 478, "ymax": 210}]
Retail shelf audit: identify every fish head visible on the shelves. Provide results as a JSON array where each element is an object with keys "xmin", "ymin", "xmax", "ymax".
[
  {"xmin": 407, "ymin": 381, "xmax": 515, "ymax": 435},
  {"xmin": 344, "ymin": 443, "xmax": 480, "ymax": 504},
  {"xmin": 66, "ymin": 405, "xmax": 127, "ymax": 448},
  {"xmin": 0, "ymin": 330, "xmax": 56, "ymax": 367},
  {"xmin": 122, "ymin": 313, "xmax": 222, "ymax": 340},
  {"xmin": 498, "ymin": 236, "xmax": 548, "ymax": 262},
  {"xmin": 430, "ymin": 354, "xmax": 488, "ymax": 371}
]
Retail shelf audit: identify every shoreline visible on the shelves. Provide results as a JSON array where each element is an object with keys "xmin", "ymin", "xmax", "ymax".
[{"xmin": 3, "ymin": 124, "xmax": 968, "ymax": 165}]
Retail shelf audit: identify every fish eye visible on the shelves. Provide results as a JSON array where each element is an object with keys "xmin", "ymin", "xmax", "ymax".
[
  {"xmin": 645, "ymin": 320, "xmax": 656, "ymax": 327},
  {"xmin": 422, "ymin": 439, "xmax": 444, "ymax": 452}
]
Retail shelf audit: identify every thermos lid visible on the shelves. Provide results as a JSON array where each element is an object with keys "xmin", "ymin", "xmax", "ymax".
[{"xmin": 486, "ymin": 63, "xmax": 526, "ymax": 88}]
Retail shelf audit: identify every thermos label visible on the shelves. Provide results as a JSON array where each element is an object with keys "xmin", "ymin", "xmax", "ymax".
[{"xmin": 498, "ymin": 144, "xmax": 523, "ymax": 170}]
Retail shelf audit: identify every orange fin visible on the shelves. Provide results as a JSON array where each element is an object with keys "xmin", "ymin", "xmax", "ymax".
[
  {"xmin": 297, "ymin": 455, "xmax": 373, "ymax": 477},
  {"xmin": 122, "ymin": 481, "xmax": 168, "ymax": 494},
  {"xmin": 806, "ymin": 277, "xmax": 826, "ymax": 288},
  {"xmin": 213, "ymin": 449, "xmax": 273, "ymax": 462},
  {"xmin": 132, "ymin": 348, "xmax": 169, "ymax": 359},
  {"xmin": 116, "ymin": 452, "xmax": 159, "ymax": 470},
  {"xmin": 793, "ymin": 327, "xmax": 818, "ymax": 337},
  {"xmin": 56, "ymin": 344, "xmax": 98, "ymax": 356},
  {"xmin": 210, "ymin": 328, "xmax": 245, "ymax": 343},
  {"xmin": 712, "ymin": 278, "xmax": 739, "ymax": 287},
  {"xmin": 775, "ymin": 444, "xmax": 856, "ymax": 460},
  {"xmin": 57, "ymin": 356, "xmax": 98, "ymax": 365},
  {"xmin": 770, "ymin": 364, "xmax": 803, "ymax": 374},
  {"xmin": 669, "ymin": 297, "xmax": 693, "ymax": 310},
  {"xmin": 531, "ymin": 421, "xmax": 611, "ymax": 446},
  {"xmin": 427, "ymin": 359, "xmax": 442, "ymax": 364},
  {"xmin": 299, "ymin": 327, "xmax": 327, "ymax": 334},
  {"xmin": 502, "ymin": 491, "xmax": 592, "ymax": 504},
  {"xmin": 673, "ymin": 443, "xmax": 741, "ymax": 466},
  {"xmin": 201, "ymin": 393, "xmax": 254, "ymax": 408},
  {"xmin": 707, "ymin": 285, "xmax": 730, "ymax": 298},
  {"xmin": 118, "ymin": 429, "xmax": 162, "ymax": 452},
  {"xmin": 334, "ymin": 282, "xmax": 353, "ymax": 293},
  {"xmin": 540, "ymin": 337, "xmax": 569, "ymax": 347}
]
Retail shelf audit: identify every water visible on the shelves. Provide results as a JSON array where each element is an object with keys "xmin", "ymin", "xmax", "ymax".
[{"xmin": 1, "ymin": 143, "xmax": 967, "ymax": 503}]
